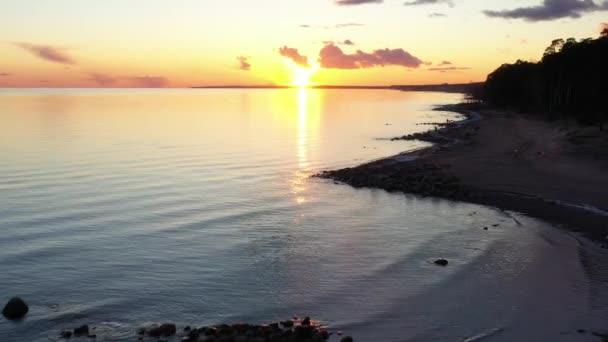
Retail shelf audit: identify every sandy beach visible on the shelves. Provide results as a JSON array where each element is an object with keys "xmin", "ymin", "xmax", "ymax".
[{"xmin": 318, "ymin": 103, "xmax": 608, "ymax": 241}]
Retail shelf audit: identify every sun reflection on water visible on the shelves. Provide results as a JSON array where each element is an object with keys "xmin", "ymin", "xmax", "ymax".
[{"xmin": 292, "ymin": 88, "xmax": 314, "ymax": 205}]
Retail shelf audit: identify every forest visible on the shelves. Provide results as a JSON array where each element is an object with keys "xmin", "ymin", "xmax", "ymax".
[{"xmin": 482, "ymin": 28, "xmax": 608, "ymax": 128}]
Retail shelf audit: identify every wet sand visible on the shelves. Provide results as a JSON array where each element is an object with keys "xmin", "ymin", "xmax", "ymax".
[{"xmin": 318, "ymin": 103, "xmax": 608, "ymax": 242}]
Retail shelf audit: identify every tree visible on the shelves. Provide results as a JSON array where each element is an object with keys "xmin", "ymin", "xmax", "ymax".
[
  {"xmin": 602, "ymin": 27, "xmax": 608, "ymax": 37},
  {"xmin": 543, "ymin": 39, "xmax": 564, "ymax": 58}
]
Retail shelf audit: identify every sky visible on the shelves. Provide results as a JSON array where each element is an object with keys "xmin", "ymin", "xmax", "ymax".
[{"xmin": 0, "ymin": 0, "xmax": 607, "ymax": 87}]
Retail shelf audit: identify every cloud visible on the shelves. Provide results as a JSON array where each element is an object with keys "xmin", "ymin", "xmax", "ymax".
[
  {"xmin": 300, "ymin": 23, "xmax": 365, "ymax": 29},
  {"xmin": 237, "ymin": 56, "xmax": 251, "ymax": 71},
  {"xmin": 127, "ymin": 76, "xmax": 169, "ymax": 88},
  {"xmin": 278, "ymin": 46, "xmax": 310, "ymax": 67},
  {"xmin": 428, "ymin": 66, "xmax": 470, "ymax": 72},
  {"xmin": 318, "ymin": 43, "xmax": 423, "ymax": 69},
  {"xmin": 15, "ymin": 43, "xmax": 75, "ymax": 64},
  {"xmin": 335, "ymin": 0, "xmax": 382, "ymax": 5},
  {"xmin": 429, "ymin": 12, "xmax": 447, "ymax": 17},
  {"xmin": 404, "ymin": 0, "xmax": 454, "ymax": 6},
  {"xmin": 0, "ymin": 72, "xmax": 11, "ymax": 77},
  {"xmin": 322, "ymin": 39, "xmax": 356, "ymax": 45},
  {"xmin": 88, "ymin": 73, "xmax": 117, "ymax": 86},
  {"xmin": 438, "ymin": 61, "xmax": 452, "ymax": 65},
  {"xmin": 484, "ymin": 0, "xmax": 608, "ymax": 21}
]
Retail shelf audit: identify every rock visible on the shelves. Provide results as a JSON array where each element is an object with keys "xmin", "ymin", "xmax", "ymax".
[
  {"xmin": 2, "ymin": 297, "xmax": 29, "ymax": 320},
  {"xmin": 281, "ymin": 320, "xmax": 294, "ymax": 328},
  {"xmin": 295, "ymin": 325, "xmax": 314, "ymax": 339},
  {"xmin": 74, "ymin": 325, "xmax": 90, "ymax": 336},
  {"xmin": 60, "ymin": 330, "xmax": 73, "ymax": 338},
  {"xmin": 301, "ymin": 316, "xmax": 311, "ymax": 326},
  {"xmin": 87, "ymin": 334, "xmax": 97, "ymax": 338},
  {"xmin": 483, "ymin": 227, "xmax": 488, "ymax": 230},
  {"xmin": 341, "ymin": 336, "xmax": 354, "ymax": 342},
  {"xmin": 434, "ymin": 259, "xmax": 449, "ymax": 266},
  {"xmin": 148, "ymin": 323, "xmax": 177, "ymax": 337}
]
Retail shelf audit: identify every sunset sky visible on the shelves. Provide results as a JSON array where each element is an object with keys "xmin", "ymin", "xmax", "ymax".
[{"xmin": 1, "ymin": 0, "xmax": 607, "ymax": 87}]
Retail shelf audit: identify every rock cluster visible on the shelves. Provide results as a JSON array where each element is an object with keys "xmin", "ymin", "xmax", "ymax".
[
  {"xmin": 318, "ymin": 163, "xmax": 470, "ymax": 200},
  {"xmin": 133, "ymin": 317, "xmax": 348, "ymax": 342},
  {"xmin": 60, "ymin": 324, "xmax": 97, "ymax": 339}
]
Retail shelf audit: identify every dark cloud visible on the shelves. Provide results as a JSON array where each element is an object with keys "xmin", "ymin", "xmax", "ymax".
[
  {"xmin": 438, "ymin": 60, "xmax": 452, "ymax": 65},
  {"xmin": 300, "ymin": 23, "xmax": 365, "ymax": 29},
  {"xmin": 404, "ymin": 0, "xmax": 454, "ymax": 6},
  {"xmin": 429, "ymin": 12, "xmax": 447, "ymax": 17},
  {"xmin": 318, "ymin": 43, "xmax": 423, "ymax": 69},
  {"xmin": 343, "ymin": 39, "xmax": 355, "ymax": 45},
  {"xmin": 127, "ymin": 76, "xmax": 169, "ymax": 88},
  {"xmin": 0, "ymin": 72, "xmax": 11, "ymax": 77},
  {"xmin": 335, "ymin": 0, "xmax": 382, "ymax": 5},
  {"xmin": 278, "ymin": 46, "xmax": 310, "ymax": 67},
  {"xmin": 88, "ymin": 73, "xmax": 117, "ymax": 86},
  {"xmin": 428, "ymin": 66, "xmax": 470, "ymax": 72},
  {"xmin": 484, "ymin": 0, "xmax": 608, "ymax": 21},
  {"xmin": 15, "ymin": 43, "xmax": 75, "ymax": 64},
  {"xmin": 237, "ymin": 56, "xmax": 251, "ymax": 71}
]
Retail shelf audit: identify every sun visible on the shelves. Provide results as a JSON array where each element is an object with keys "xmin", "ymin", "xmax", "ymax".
[
  {"xmin": 291, "ymin": 64, "xmax": 319, "ymax": 88},
  {"xmin": 292, "ymin": 67, "xmax": 313, "ymax": 87}
]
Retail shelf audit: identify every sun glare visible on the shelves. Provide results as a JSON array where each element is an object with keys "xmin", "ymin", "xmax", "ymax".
[
  {"xmin": 293, "ymin": 67, "xmax": 313, "ymax": 88},
  {"xmin": 288, "ymin": 63, "xmax": 318, "ymax": 88}
]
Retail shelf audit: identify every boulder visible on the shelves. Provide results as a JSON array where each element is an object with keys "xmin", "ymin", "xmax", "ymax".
[
  {"xmin": 434, "ymin": 259, "xmax": 449, "ymax": 266},
  {"xmin": 2, "ymin": 297, "xmax": 29, "ymax": 320},
  {"xmin": 341, "ymin": 336, "xmax": 354, "ymax": 342}
]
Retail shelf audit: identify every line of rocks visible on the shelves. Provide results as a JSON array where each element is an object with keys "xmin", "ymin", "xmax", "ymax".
[
  {"xmin": 131, "ymin": 317, "xmax": 354, "ymax": 342},
  {"xmin": 316, "ymin": 163, "xmax": 472, "ymax": 200}
]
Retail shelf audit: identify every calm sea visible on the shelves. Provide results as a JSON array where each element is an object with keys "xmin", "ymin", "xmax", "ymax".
[{"xmin": 0, "ymin": 89, "xmax": 599, "ymax": 341}]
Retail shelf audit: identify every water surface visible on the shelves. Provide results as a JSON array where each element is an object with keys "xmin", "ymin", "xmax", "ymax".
[{"xmin": 0, "ymin": 89, "xmax": 599, "ymax": 341}]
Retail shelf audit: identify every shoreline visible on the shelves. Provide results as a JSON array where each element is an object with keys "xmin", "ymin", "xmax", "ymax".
[{"xmin": 317, "ymin": 102, "xmax": 608, "ymax": 242}]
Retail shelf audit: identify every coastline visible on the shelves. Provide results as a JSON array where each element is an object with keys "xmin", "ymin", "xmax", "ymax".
[{"xmin": 317, "ymin": 102, "xmax": 608, "ymax": 242}]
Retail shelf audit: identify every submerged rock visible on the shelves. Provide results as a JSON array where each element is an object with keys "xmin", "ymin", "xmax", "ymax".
[
  {"xmin": 60, "ymin": 330, "xmax": 73, "ymax": 338},
  {"xmin": 2, "ymin": 297, "xmax": 29, "ymax": 320},
  {"xmin": 74, "ymin": 325, "xmax": 89, "ymax": 336},
  {"xmin": 341, "ymin": 336, "xmax": 354, "ymax": 342},
  {"xmin": 434, "ymin": 259, "xmax": 449, "ymax": 266}
]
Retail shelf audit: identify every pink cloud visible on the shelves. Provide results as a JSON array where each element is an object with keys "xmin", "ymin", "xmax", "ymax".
[
  {"xmin": 278, "ymin": 46, "xmax": 310, "ymax": 67},
  {"xmin": 127, "ymin": 76, "xmax": 169, "ymax": 88},
  {"xmin": 89, "ymin": 73, "xmax": 117, "ymax": 86},
  {"xmin": 237, "ymin": 56, "xmax": 251, "ymax": 71},
  {"xmin": 318, "ymin": 44, "xmax": 422, "ymax": 69},
  {"xmin": 15, "ymin": 43, "xmax": 75, "ymax": 64},
  {"xmin": 601, "ymin": 22, "xmax": 608, "ymax": 34}
]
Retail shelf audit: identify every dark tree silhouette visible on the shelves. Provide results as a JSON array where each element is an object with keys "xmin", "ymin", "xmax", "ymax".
[
  {"xmin": 483, "ymin": 33, "xmax": 608, "ymax": 129},
  {"xmin": 602, "ymin": 27, "xmax": 608, "ymax": 37}
]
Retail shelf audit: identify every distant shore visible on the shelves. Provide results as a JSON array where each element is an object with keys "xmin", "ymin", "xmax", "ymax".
[
  {"xmin": 191, "ymin": 83, "xmax": 481, "ymax": 93},
  {"xmin": 317, "ymin": 102, "xmax": 608, "ymax": 242}
]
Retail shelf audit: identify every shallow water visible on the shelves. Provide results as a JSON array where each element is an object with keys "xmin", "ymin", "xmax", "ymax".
[{"xmin": 0, "ymin": 89, "xmax": 601, "ymax": 341}]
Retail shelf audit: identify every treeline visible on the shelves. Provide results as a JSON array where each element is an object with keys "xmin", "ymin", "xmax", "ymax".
[{"xmin": 482, "ymin": 30, "xmax": 608, "ymax": 127}]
